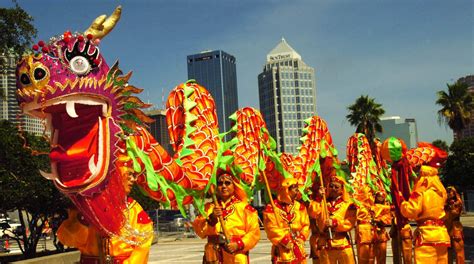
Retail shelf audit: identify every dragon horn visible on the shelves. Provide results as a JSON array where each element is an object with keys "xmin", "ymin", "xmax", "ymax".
[{"xmin": 84, "ymin": 6, "xmax": 122, "ymax": 40}]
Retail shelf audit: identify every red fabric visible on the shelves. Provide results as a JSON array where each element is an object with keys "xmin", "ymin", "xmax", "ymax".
[{"xmin": 390, "ymin": 158, "xmax": 412, "ymax": 229}]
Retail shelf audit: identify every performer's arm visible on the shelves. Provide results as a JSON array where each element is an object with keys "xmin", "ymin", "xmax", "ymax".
[
  {"xmin": 333, "ymin": 203, "xmax": 357, "ymax": 233},
  {"xmin": 299, "ymin": 203, "xmax": 310, "ymax": 241},
  {"xmin": 57, "ymin": 209, "xmax": 90, "ymax": 250},
  {"xmin": 263, "ymin": 205, "xmax": 290, "ymax": 247},
  {"xmin": 192, "ymin": 203, "xmax": 217, "ymax": 238},
  {"xmin": 308, "ymin": 200, "xmax": 327, "ymax": 232},
  {"xmin": 400, "ymin": 191, "xmax": 423, "ymax": 220},
  {"xmin": 236, "ymin": 205, "xmax": 261, "ymax": 252}
]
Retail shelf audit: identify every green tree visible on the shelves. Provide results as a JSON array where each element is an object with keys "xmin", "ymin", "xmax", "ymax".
[
  {"xmin": 443, "ymin": 137, "xmax": 474, "ymax": 191},
  {"xmin": 0, "ymin": 120, "xmax": 69, "ymax": 259},
  {"xmin": 346, "ymin": 95, "xmax": 385, "ymax": 146},
  {"xmin": 0, "ymin": 1, "xmax": 37, "ymax": 60},
  {"xmin": 432, "ymin": 139, "xmax": 449, "ymax": 152},
  {"xmin": 436, "ymin": 81, "xmax": 473, "ymax": 137}
]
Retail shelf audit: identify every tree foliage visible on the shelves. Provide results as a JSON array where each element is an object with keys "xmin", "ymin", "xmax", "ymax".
[
  {"xmin": 0, "ymin": 120, "xmax": 69, "ymax": 259},
  {"xmin": 443, "ymin": 137, "xmax": 474, "ymax": 191},
  {"xmin": 436, "ymin": 81, "xmax": 473, "ymax": 136},
  {"xmin": 432, "ymin": 139, "xmax": 449, "ymax": 152},
  {"xmin": 346, "ymin": 95, "xmax": 385, "ymax": 146},
  {"xmin": 0, "ymin": 1, "xmax": 37, "ymax": 59}
]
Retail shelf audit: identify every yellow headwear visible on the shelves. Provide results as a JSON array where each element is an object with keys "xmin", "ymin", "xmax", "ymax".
[{"xmin": 277, "ymin": 178, "xmax": 299, "ymax": 204}]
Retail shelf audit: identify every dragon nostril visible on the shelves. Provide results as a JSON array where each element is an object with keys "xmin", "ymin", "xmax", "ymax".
[
  {"xmin": 34, "ymin": 67, "xmax": 47, "ymax": 81},
  {"xmin": 20, "ymin": 73, "xmax": 31, "ymax": 85}
]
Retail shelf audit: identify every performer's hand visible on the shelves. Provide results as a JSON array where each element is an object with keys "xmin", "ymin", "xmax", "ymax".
[
  {"xmin": 325, "ymin": 218, "xmax": 332, "ymax": 228},
  {"xmin": 213, "ymin": 205, "xmax": 223, "ymax": 218},
  {"xmin": 280, "ymin": 241, "xmax": 294, "ymax": 250},
  {"xmin": 225, "ymin": 242, "xmax": 239, "ymax": 254},
  {"xmin": 319, "ymin": 186, "xmax": 325, "ymax": 197}
]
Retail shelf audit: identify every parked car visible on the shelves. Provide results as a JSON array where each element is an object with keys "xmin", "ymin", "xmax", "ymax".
[
  {"xmin": 149, "ymin": 210, "xmax": 185, "ymax": 232},
  {"xmin": 0, "ymin": 214, "xmax": 22, "ymax": 239}
]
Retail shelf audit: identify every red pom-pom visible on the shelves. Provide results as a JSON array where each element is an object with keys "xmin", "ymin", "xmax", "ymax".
[
  {"xmin": 63, "ymin": 31, "xmax": 72, "ymax": 42},
  {"xmin": 38, "ymin": 41, "xmax": 45, "ymax": 47},
  {"xmin": 78, "ymin": 35, "xmax": 84, "ymax": 42},
  {"xmin": 41, "ymin": 47, "xmax": 49, "ymax": 53},
  {"xmin": 86, "ymin": 34, "xmax": 93, "ymax": 40},
  {"xmin": 32, "ymin": 45, "xmax": 39, "ymax": 51}
]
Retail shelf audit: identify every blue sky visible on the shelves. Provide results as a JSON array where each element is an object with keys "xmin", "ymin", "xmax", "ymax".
[{"xmin": 5, "ymin": 0, "xmax": 473, "ymax": 155}]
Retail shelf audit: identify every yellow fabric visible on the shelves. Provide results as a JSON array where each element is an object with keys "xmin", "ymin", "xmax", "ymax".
[
  {"xmin": 374, "ymin": 241, "xmax": 387, "ymax": 264},
  {"xmin": 308, "ymin": 198, "xmax": 356, "ymax": 249},
  {"xmin": 319, "ymin": 247, "xmax": 355, "ymax": 264},
  {"xmin": 372, "ymin": 203, "xmax": 391, "ymax": 243},
  {"xmin": 193, "ymin": 197, "xmax": 260, "ymax": 263},
  {"xmin": 57, "ymin": 199, "xmax": 153, "ymax": 264},
  {"xmin": 414, "ymin": 245, "xmax": 448, "ymax": 264},
  {"xmin": 357, "ymin": 243, "xmax": 374, "ymax": 264},
  {"xmin": 400, "ymin": 166, "xmax": 450, "ymax": 247},
  {"xmin": 277, "ymin": 178, "xmax": 299, "ymax": 204},
  {"xmin": 263, "ymin": 200, "xmax": 310, "ymax": 263}
]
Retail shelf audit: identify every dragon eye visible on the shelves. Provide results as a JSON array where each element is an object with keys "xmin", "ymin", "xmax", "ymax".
[
  {"xmin": 69, "ymin": 56, "xmax": 91, "ymax": 75},
  {"xmin": 20, "ymin": 73, "xmax": 31, "ymax": 85},
  {"xmin": 33, "ymin": 67, "xmax": 47, "ymax": 81}
]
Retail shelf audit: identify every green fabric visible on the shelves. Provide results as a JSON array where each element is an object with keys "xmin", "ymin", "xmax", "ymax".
[{"xmin": 388, "ymin": 137, "xmax": 403, "ymax": 161}]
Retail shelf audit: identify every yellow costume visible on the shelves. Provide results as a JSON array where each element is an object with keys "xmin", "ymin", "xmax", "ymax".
[
  {"xmin": 354, "ymin": 187, "xmax": 376, "ymax": 264},
  {"xmin": 263, "ymin": 178, "xmax": 310, "ymax": 264},
  {"xmin": 308, "ymin": 176, "xmax": 356, "ymax": 264},
  {"xmin": 445, "ymin": 186, "xmax": 465, "ymax": 264},
  {"xmin": 356, "ymin": 205, "xmax": 375, "ymax": 264},
  {"xmin": 400, "ymin": 165, "xmax": 451, "ymax": 264},
  {"xmin": 372, "ymin": 200, "xmax": 391, "ymax": 264},
  {"xmin": 193, "ymin": 196, "xmax": 260, "ymax": 264},
  {"xmin": 58, "ymin": 198, "xmax": 154, "ymax": 264}
]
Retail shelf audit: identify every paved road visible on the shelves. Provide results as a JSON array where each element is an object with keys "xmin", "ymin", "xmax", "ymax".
[
  {"xmin": 149, "ymin": 215, "xmax": 474, "ymax": 264},
  {"xmin": 2, "ymin": 216, "xmax": 473, "ymax": 263}
]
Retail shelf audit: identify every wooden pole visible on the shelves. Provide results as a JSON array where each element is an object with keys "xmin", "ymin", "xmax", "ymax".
[
  {"xmin": 209, "ymin": 185, "xmax": 230, "ymax": 244},
  {"xmin": 261, "ymin": 170, "xmax": 282, "ymax": 228}
]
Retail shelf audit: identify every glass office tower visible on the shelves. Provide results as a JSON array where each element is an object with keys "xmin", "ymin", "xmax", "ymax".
[
  {"xmin": 258, "ymin": 38, "xmax": 317, "ymax": 154},
  {"xmin": 187, "ymin": 50, "xmax": 238, "ymax": 137}
]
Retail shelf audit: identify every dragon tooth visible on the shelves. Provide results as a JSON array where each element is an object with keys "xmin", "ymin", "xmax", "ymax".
[
  {"xmin": 39, "ymin": 169, "xmax": 56, "ymax": 180},
  {"xmin": 66, "ymin": 101, "xmax": 78, "ymax": 118},
  {"xmin": 88, "ymin": 155, "xmax": 98, "ymax": 174}
]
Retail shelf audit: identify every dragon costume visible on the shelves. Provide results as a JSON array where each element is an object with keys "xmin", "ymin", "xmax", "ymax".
[{"xmin": 15, "ymin": 7, "xmax": 359, "ymax": 264}]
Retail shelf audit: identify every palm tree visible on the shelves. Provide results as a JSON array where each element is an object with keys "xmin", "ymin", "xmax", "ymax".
[
  {"xmin": 346, "ymin": 95, "xmax": 386, "ymax": 145},
  {"xmin": 436, "ymin": 81, "xmax": 473, "ymax": 138}
]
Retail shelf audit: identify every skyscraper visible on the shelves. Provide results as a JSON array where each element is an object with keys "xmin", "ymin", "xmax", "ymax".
[
  {"xmin": 376, "ymin": 116, "xmax": 419, "ymax": 149},
  {"xmin": 145, "ymin": 109, "xmax": 174, "ymax": 156},
  {"xmin": 258, "ymin": 38, "xmax": 317, "ymax": 154},
  {"xmin": 187, "ymin": 50, "xmax": 238, "ymax": 136},
  {"xmin": 1, "ymin": 53, "xmax": 44, "ymax": 135}
]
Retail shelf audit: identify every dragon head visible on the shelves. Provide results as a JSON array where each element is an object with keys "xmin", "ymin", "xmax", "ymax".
[{"xmin": 15, "ymin": 6, "xmax": 152, "ymax": 236}]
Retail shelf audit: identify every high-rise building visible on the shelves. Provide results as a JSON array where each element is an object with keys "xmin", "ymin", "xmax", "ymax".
[
  {"xmin": 1, "ymin": 53, "xmax": 44, "ymax": 135},
  {"xmin": 258, "ymin": 38, "xmax": 317, "ymax": 154},
  {"xmin": 187, "ymin": 50, "xmax": 238, "ymax": 136},
  {"xmin": 455, "ymin": 75, "xmax": 474, "ymax": 140},
  {"xmin": 145, "ymin": 109, "xmax": 174, "ymax": 156},
  {"xmin": 376, "ymin": 116, "xmax": 419, "ymax": 149}
]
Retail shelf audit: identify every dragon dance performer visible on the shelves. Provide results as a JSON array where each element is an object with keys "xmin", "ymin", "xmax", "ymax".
[
  {"xmin": 57, "ymin": 171, "xmax": 154, "ymax": 264},
  {"xmin": 372, "ymin": 192, "xmax": 392, "ymax": 264},
  {"xmin": 354, "ymin": 186, "xmax": 376, "ymax": 264},
  {"xmin": 400, "ymin": 145, "xmax": 450, "ymax": 264},
  {"xmin": 263, "ymin": 178, "xmax": 310, "ymax": 264},
  {"xmin": 445, "ymin": 186, "xmax": 465, "ymax": 264},
  {"xmin": 308, "ymin": 175, "xmax": 357, "ymax": 264},
  {"xmin": 193, "ymin": 171, "xmax": 260, "ymax": 264}
]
